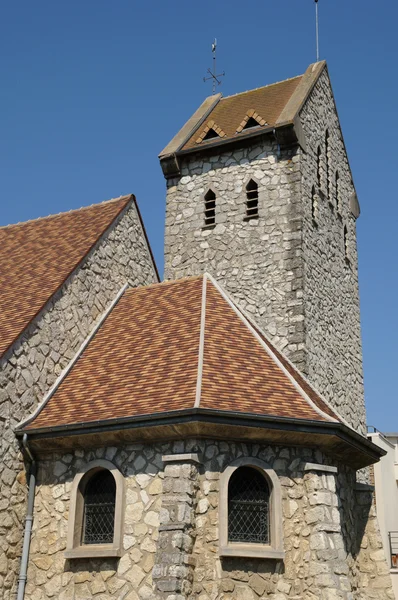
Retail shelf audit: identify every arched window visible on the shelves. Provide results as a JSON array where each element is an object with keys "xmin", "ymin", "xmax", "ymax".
[
  {"xmin": 65, "ymin": 459, "xmax": 124, "ymax": 559},
  {"xmin": 325, "ymin": 130, "xmax": 330, "ymax": 198},
  {"xmin": 228, "ymin": 467, "xmax": 270, "ymax": 544},
  {"xmin": 311, "ymin": 185, "xmax": 318, "ymax": 223},
  {"xmin": 317, "ymin": 146, "xmax": 322, "ymax": 189},
  {"xmin": 219, "ymin": 457, "xmax": 284, "ymax": 559},
  {"xmin": 83, "ymin": 470, "xmax": 116, "ymax": 545},
  {"xmin": 245, "ymin": 179, "xmax": 259, "ymax": 219},
  {"xmin": 204, "ymin": 189, "xmax": 216, "ymax": 227}
]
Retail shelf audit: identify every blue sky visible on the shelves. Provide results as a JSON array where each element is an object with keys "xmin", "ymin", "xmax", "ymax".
[{"xmin": 1, "ymin": 1, "xmax": 396, "ymax": 432}]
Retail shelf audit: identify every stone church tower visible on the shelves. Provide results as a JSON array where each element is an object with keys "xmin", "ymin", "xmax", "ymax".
[{"xmin": 160, "ymin": 61, "xmax": 364, "ymax": 434}]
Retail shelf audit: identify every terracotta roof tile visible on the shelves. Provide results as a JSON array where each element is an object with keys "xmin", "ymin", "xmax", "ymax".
[
  {"xmin": 182, "ymin": 76, "xmax": 302, "ymax": 150},
  {"xmin": 0, "ymin": 196, "xmax": 132, "ymax": 358},
  {"xmin": 23, "ymin": 275, "xmax": 341, "ymax": 431}
]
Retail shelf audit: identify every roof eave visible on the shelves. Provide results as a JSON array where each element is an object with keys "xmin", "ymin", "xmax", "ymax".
[
  {"xmin": 159, "ymin": 123, "xmax": 302, "ymax": 179},
  {"xmin": 17, "ymin": 408, "xmax": 385, "ymax": 469}
]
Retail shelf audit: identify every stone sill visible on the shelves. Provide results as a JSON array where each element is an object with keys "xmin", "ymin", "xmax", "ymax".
[
  {"xmin": 219, "ymin": 544, "xmax": 284, "ymax": 560},
  {"xmin": 65, "ymin": 545, "xmax": 121, "ymax": 559},
  {"xmin": 390, "ymin": 568, "xmax": 398, "ymax": 574}
]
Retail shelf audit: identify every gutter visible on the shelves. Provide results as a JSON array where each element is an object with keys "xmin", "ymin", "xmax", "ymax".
[
  {"xmin": 17, "ymin": 434, "xmax": 37, "ymax": 600},
  {"xmin": 16, "ymin": 408, "xmax": 385, "ymax": 465}
]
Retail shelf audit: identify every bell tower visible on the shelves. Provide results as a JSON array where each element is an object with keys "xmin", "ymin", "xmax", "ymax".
[{"xmin": 159, "ymin": 61, "xmax": 365, "ymax": 434}]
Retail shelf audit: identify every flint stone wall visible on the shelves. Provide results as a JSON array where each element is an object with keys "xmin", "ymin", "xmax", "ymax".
[
  {"xmin": 163, "ymin": 71, "xmax": 365, "ymax": 433},
  {"xmin": 0, "ymin": 201, "xmax": 157, "ymax": 599},
  {"xmin": 25, "ymin": 439, "xmax": 393, "ymax": 600}
]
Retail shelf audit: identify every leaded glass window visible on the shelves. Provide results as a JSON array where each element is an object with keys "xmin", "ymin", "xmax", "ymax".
[
  {"xmin": 83, "ymin": 470, "xmax": 116, "ymax": 545},
  {"xmin": 228, "ymin": 467, "xmax": 270, "ymax": 544}
]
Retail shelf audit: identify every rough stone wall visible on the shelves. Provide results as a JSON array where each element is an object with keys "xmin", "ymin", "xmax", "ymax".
[
  {"xmin": 193, "ymin": 440, "xmax": 393, "ymax": 600},
  {"xmin": 25, "ymin": 441, "xmax": 186, "ymax": 600},
  {"xmin": 164, "ymin": 141, "xmax": 306, "ymax": 372},
  {"xmin": 23, "ymin": 439, "xmax": 394, "ymax": 600},
  {"xmin": 299, "ymin": 68, "xmax": 366, "ymax": 433},
  {"xmin": 0, "ymin": 202, "xmax": 157, "ymax": 599}
]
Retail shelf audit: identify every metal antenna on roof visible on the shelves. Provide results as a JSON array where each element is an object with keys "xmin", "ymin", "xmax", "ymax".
[
  {"xmin": 203, "ymin": 39, "xmax": 225, "ymax": 94},
  {"xmin": 315, "ymin": 0, "xmax": 320, "ymax": 61}
]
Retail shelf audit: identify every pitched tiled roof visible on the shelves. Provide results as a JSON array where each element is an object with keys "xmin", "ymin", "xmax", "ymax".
[
  {"xmin": 22, "ymin": 275, "xmax": 341, "ymax": 432},
  {"xmin": 182, "ymin": 76, "xmax": 302, "ymax": 150},
  {"xmin": 0, "ymin": 196, "xmax": 132, "ymax": 359}
]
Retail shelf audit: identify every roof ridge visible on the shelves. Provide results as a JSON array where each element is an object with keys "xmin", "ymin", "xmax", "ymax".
[
  {"xmin": 0, "ymin": 194, "xmax": 133, "ymax": 231},
  {"xmin": 220, "ymin": 74, "xmax": 303, "ymax": 102},
  {"xmin": 194, "ymin": 274, "xmax": 207, "ymax": 408},
  {"xmin": 124, "ymin": 275, "xmax": 204, "ymax": 295}
]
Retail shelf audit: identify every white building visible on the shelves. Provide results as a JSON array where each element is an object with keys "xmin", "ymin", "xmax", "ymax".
[{"xmin": 368, "ymin": 430, "xmax": 398, "ymax": 598}]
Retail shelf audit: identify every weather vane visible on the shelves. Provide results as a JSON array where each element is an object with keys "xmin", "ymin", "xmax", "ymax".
[{"xmin": 203, "ymin": 39, "xmax": 225, "ymax": 94}]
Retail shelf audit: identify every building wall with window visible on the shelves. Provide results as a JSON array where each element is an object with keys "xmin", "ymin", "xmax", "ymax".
[
  {"xmin": 24, "ymin": 439, "xmax": 394, "ymax": 600},
  {"xmin": 163, "ymin": 70, "xmax": 364, "ymax": 433},
  {"xmin": 0, "ymin": 202, "xmax": 158, "ymax": 599},
  {"xmin": 368, "ymin": 431, "xmax": 398, "ymax": 599}
]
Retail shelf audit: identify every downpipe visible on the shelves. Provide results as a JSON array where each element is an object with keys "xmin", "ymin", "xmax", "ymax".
[{"xmin": 16, "ymin": 434, "xmax": 37, "ymax": 600}]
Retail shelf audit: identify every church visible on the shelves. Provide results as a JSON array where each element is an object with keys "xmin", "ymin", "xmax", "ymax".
[{"xmin": 0, "ymin": 61, "xmax": 395, "ymax": 600}]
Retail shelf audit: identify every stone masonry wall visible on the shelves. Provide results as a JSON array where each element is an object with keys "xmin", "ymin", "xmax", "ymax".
[
  {"xmin": 164, "ymin": 140, "xmax": 306, "ymax": 373},
  {"xmin": 24, "ymin": 439, "xmax": 394, "ymax": 600},
  {"xmin": 0, "ymin": 201, "xmax": 157, "ymax": 599},
  {"xmin": 163, "ymin": 70, "xmax": 365, "ymax": 433},
  {"xmin": 299, "ymin": 68, "xmax": 366, "ymax": 433}
]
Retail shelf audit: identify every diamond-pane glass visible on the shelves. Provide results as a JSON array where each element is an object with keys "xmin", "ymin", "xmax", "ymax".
[
  {"xmin": 83, "ymin": 470, "xmax": 116, "ymax": 545},
  {"xmin": 228, "ymin": 467, "xmax": 270, "ymax": 544}
]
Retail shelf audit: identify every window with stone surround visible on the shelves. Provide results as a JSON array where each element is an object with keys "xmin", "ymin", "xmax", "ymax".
[
  {"xmin": 219, "ymin": 457, "xmax": 284, "ymax": 559},
  {"xmin": 65, "ymin": 459, "xmax": 124, "ymax": 559},
  {"xmin": 245, "ymin": 179, "xmax": 259, "ymax": 220},
  {"xmin": 204, "ymin": 189, "xmax": 216, "ymax": 228}
]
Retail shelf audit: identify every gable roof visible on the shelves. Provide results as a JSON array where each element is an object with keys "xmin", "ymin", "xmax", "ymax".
[
  {"xmin": 159, "ymin": 61, "xmax": 326, "ymax": 164},
  {"xmin": 182, "ymin": 76, "xmax": 302, "ymax": 150},
  {"xmin": 0, "ymin": 195, "xmax": 139, "ymax": 359},
  {"xmin": 21, "ymin": 274, "xmax": 341, "ymax": 432}
]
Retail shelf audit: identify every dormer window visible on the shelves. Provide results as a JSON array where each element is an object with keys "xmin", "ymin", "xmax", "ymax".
[
  {"xmin": 204, "ymin": 189, "xmax": 216, "ymax": 227},
  {"xmin": 243, "ymin": 117, "xmax": 261, "ymax": 130},
  {"xmin": 245, "ymin": 180, "xmax": 259, "ymax": 220},
  {"xmin": 236, "ymin": 110, "xmax": 267, "ymax": 134},
  {"xmin": 203, "ymin": 128, "xmax": 219, "ymax": 141}
]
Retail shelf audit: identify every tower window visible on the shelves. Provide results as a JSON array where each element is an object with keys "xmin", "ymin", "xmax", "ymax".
[
  {"xmin": 311, "ymin": 185, "xmax": 318, "ymax": 223},
  {"xmin": 243, "ymin": 117, "xmax": 261, "ymax": 130},
  {"xmin": 335, "ymin": 171, "xmax": 341, "ymax": 215},
  {"xmin": 228, "ymin": 467, "xmax": 270, "ymax": 544},
  {"xmin": 245, "ymin": 179, "xmax": 259, "ymax": 219},
  {"xmin": 344, "ymin": 225, "xmax": 349, "ymax": 262},
  {"xmin": 317, "ymin": 146, "xmax": 322, "ymax": 189},
  {"xmin": 203, "ymin": 128, "xmax": 219, "ymax": 141},
  {"xmin": 83, "ymin": 470, "xmax": 116, "ymax": 545},
  {"xmin": 325, "ymin": 130, "xmax": 330, "ymax": 198},
  {"xmin": 204, "ymin": 189, "xmax": 216, "ymax": 227}
]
